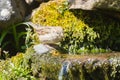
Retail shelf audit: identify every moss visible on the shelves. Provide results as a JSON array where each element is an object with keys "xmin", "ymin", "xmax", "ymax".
[
  {"xmin": 0, "ymin": 47, "xmax": 120, "ymax": 79},
  {"xmin": 31, "ymin": 0, "xmax": 99, "ymax": 54},
  {"xmin": 25, "ymin": 47, "xmax": 120, "ymax": 80},
  {"xmin": 0, "ymin": 51, "xmax": 36, "ymax": 80},
  {"xmin": 30, "ymin": 52, "xmax": 62, "ymax": 79},
  {"xmin": 10, "ymin": 53, "xmax": 24, "ymax": 67},
  {"xmin": 71, "ymin": 10, "xmax": 120, "ymax": 50},
  {"xmin": 31, "ymin": 0, "xmax": 120, "ymax": 54}
]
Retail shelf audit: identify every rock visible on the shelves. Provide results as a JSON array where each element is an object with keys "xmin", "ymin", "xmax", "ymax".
[
  {"xmin": 25, "ymin": 0, "xmax": 40, "ymax": 10},
  {"xmin": 26, "ymin": 22, "xmax": 64, "ymax": 44},
  {"xmin": 25, "ymin": 0, "xmax": 49, "ymax": 11},
  {"xmin": 69, "ymin": 0, "xmax": 120, "ymax": 20},
  {"xmin": 26, "ymin": 22, "xmax": 64, "ymax": 55},
  {"xmin": 36, "ymin": 26, "xmax": 63, "ymax": 44},
  {"xmin": 25, "ymin": 0, "xmax": 48, "ymax": 4},
  {"xmin": 69, "ymin": 0, "xmax": 120, "ymax": 12},
  {"xmin": 25, "ymin": 0, "xmax": 34, "ymax": 4},
  {"xmin": 29, "ymin": 51, "xmax": 120, "ymax": 80},
  {"xmin": 33, "ymin": 44, "xmax": 52, "ymax": 54},
  {"xmin": 33, "ymin": 43, "xmax": 65, "ymax": 55},
  {"xmin": 69, "ymin": 0, "xmax": 96, "ymax": 10},
  {"xmin": 0, "ymin": 0, "xmax": 28, "ymax": 29}
]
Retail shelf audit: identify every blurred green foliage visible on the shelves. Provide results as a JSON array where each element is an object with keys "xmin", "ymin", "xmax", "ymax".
[
  {"xmin": 0, "ymin": 23, "xmax": 27, "ymax": 57},
  {"xmin": 0, "ymin": 23, "xmax": 39, "ymax": 58},
  {"xmin": 0, "ymin": 53, "xmax": 35, "ymax": 80},
  {"xmin": 0, "ymin": 47, "xmax": 61, "ymax": 80}
]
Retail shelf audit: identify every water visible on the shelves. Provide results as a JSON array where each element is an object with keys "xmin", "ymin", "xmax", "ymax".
[{"xmin": 58, "ymin": 61, "xmax": 71, "ymax": 80}]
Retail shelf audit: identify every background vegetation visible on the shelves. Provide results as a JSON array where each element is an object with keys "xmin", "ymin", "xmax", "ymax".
[{"xmin": 0, "ymin": 23, "xmax": 39, "ymax": 58}]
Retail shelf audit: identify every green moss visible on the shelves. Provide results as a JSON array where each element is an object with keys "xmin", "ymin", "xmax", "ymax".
[
  {"xmin": 72, "ymin": 10, "xmax": 120, "ymax": 50},
  {"xmin": 32, "ymin": 0, "xmax": 120, "ymax": 53},
  {"xmin": 30, "ymin": 52, "xmax": 62, "ymax": 80},
  {"xmin": 0, "ymin": 47, "xmax": 120, "ymax": 79},
  {"xmin": 0, "ymin": 51, "xmax": 36, "ymax": 80},
  {"xmin": 31, "ymin": 0, "xmax": 99, "ymax": 54}
]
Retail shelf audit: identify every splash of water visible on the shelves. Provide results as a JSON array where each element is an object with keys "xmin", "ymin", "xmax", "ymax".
[{"xmin": 58, "ymin": 61, "xmax": 71, "ymax": 80}]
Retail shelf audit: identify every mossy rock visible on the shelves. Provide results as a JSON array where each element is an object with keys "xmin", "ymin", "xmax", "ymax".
[
  {"xmin": 28, "ymin": 51, "xmax": 120, "ymax": 80},
  {"xmin": 31, "ymin": 0, "xmax": 120, "ymax": 54},
  {"xmin": 0, "ymin": 47, "xmax": 120, "ymax": 80},
  {"xmin": 31, "ymin": 0, "xmax": 99, "ymax": 54}
]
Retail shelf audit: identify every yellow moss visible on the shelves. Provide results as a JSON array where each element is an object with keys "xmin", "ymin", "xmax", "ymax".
[
  {"xmin": 11, "ymin": 53, "xmax": 24, "ymax": 67},
  {"xmin": 31, "ymin": 0, "xmax": 98, "ymax": 53},
  {"xmin": 31, "ymin": 0, "xmax": 87, "ymax": 30}
]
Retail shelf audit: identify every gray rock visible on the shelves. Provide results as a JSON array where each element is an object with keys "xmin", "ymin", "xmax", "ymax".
[
  {"xmin": 0, "ymin": 0, "xmax": 13, "ymax": 21},
  {"xmin": 33, "ymin": 44, "xmax": 52, "ymax": 54},
  {"xmin": 36, "ymin": 27, "xmax": 63, "ymax": 44},
  {"xmin": 26, "ymin": 22, "xmax": 64, "ymax": 44},
  {"xmin": 0, "ymin": 0, "xmax": 27, "ymax": 29},
  {"xmin": 70, "ymin": 0, "xmax": 120, "ymax": 11},
  {"xmin": 69, "ymin": 0, "xmax": 120, "ymax": 19}
]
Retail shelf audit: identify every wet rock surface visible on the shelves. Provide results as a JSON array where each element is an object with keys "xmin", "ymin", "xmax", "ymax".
[{"xmin": 29, "ymin": 51, "xmax": 120, "ymax": 80}]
